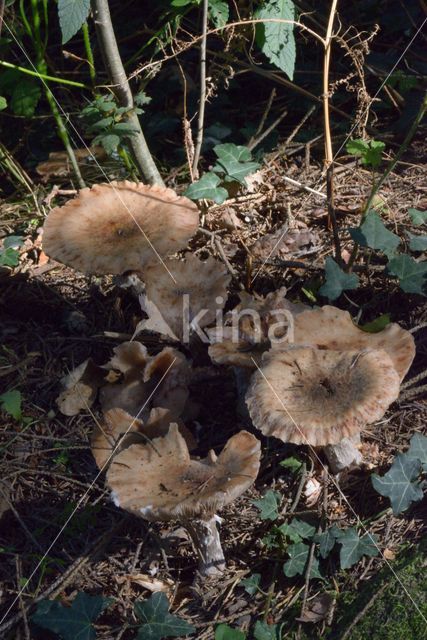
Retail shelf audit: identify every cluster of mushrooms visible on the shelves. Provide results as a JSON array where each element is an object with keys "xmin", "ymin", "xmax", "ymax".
[{"xmin": 43, "ymin": 181, "xmax": 416, "ymax": 576}]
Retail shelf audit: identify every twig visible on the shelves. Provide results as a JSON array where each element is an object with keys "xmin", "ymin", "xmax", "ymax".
[
  {"xmin": 247, "ymin": 109, "xmax": 288, "ymax": 152},
  {"xmin": 401, "ymin": 368, "xmax": 427, "ymax": 390},
  {"xmin": 248, "ymin": 88, "xmax": 276, "ymax": 148},
  {"xmin": 409, "ymin": 322, "xmax": 427, "ymax": 333},
  {"xmin": 192, "ymin": 0, "xmax": 208, "ymax": 178},
  {"xmin": 91, "ymin": 0, "xmax": 163, "ymax": 185},
  {"xmin": 270, "ymin": 105, "xmax": 317, "ymax": 159},
  {"xmin": 399, "ymin": 383, "xmax": 427, "ymax": 403},
  {"xmin": 15, "ymin": 557, "xmax": 30, "ymax": 640},
  {"xmin": 283, "ymin": 175, "xmax": 326, "ymax": 198}
]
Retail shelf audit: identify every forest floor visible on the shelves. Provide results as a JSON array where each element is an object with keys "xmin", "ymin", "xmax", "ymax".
[{"xmin": 0, "ymin": 134, "xmax": 426, "ymax": 640}]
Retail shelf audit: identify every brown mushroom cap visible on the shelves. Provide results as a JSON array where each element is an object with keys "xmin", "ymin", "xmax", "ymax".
[
  {"xmin": 106, "ymin": 426, "xmax": 261, "ymax": 521},
  {"xmin": 42, "ymin": 181, "xmax": 199, "ymax": 274},
  {"xmin": 283, "ymin": 306, "xmax": 415, "ymax": 381},
  {"xmin": 246, "ymin": 346, "xmax": 400, "ymax": 446},
  {"xmin": 56, "ymin": 358, "xmax": 109, "ymax": 416},
  {"xmin": 141, "ymin": 254, "xmax": 231, "ymax": 340}
]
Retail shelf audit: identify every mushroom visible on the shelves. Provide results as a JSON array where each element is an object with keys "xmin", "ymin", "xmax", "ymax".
[
  {"xmin": 104, "ymin": 424, "xmax": 261, "ymax": 576},
  {"xmin": 281, "ymin": 305, "xmax": 415, "ymax": 382},
  {"xmin": 42, "ymin": 181, "xmax": 199, "ymax": 274},
  {"xmin": 99, "ymin": 341, "xmax": 191, "ymax": 421},
  {"xmin": 56, "ymin": 358, "xmax": 111, "ymax": 416},
  {"xmin": 245, "ymin": 346, "xmax": 400, "ymax": 472},
  {"xmin": 140, "ymin": 254, "xmax": 231, "ymax": 341}
]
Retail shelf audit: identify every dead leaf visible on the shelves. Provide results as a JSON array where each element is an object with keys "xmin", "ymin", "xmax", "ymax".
[
  {"xmin": 116, "ymin": 573, "xmax": 174, "ymax": 592},
  {"xmin": 296, "ymin": 593, "xmax": 334, "ymax": 623},
  {"xmin": 250, "ymin": 225, "xmax": 317, "ymax": 261},
  {"xmin": 383, "ymin": 548, "xmax": 396, "ymax": 560}
]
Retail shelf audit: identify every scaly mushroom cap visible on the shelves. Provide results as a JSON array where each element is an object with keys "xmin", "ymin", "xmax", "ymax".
[
  {"xmin": 42, "ymin": 181, "xmax": 199, "ymax": 274},
  {"xmin": 91, "ymin": 406, "xmax": 195, "ymax": 470},
  {"xmin": 107, "ymin": 426, "xmax": 261, "ymax": 521},
  {"xmin": 246, "ymin": 346, "xmax": 400, "ymax": 446},
  {"xmin": 284, "ymin": 306, "xmax": 415, "ymax": 381},
  {"xmin": 141, "ymin": 254, "xmax": 231, "ymax": 340}
]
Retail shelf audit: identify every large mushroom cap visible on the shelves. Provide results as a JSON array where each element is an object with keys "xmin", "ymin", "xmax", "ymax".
[
  {"xmin": 246, "ymin": 346, "xmax": 400, "ymax": 446},
  {"xmin": 42, "ymin": 181, "xmax": 199, "ymax": 274},
  {"xmin": 284, "ymin": 306, "xmax": 415, "ymax": 381},
  {"xmin": 140, "ymin": 254, "xmax": 231, "ymax": 341},
  {"xmin": 106, "ymin": 425, "xmax": 261, "ymax": 521}
]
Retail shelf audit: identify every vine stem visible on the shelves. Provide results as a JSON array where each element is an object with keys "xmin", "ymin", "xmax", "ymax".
[
  {"xmin": 91, "ymin": 0, "xmax": 164, "ymax": 186},
  {"xmin": 0, "ymin": 59, "xmax": 88, "ymax": 88},
  {"xmin": 81, "ymin": 21, "xmax": 96, "ymax": 87},
  {"xmin": 192, "ymin": 0, "xmax": 208, "ymax": 178}
]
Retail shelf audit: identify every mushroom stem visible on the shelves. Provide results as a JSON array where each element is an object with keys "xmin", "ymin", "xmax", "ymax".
[
  {"xmin": 324, "ymin": 433, "xmax": 363, "ymax": 473},
  {"xmin": 184, "ymin": 516, "xmax": 226, "ymax": 577}
]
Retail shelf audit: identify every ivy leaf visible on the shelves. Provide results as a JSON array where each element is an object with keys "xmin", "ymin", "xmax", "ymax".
[
  {"xmin": 408, "ymin": 208, "xmax": 427, "ymax": 226},
  {"xmin": 215, "ymin": 624, "xmax": 246, "ymax": 640},
  {"xmin": 387, "ymin": 254, "xmax": 427, "ymax": 296},
  {"xmin": 239, "ymin": 573, "xmax": 261, "ymax": 595},
  {"xmin": 372, "ymin": 454, "xmax": 424, "ymax": 515},
  {"xmin": 185, "ymin": 173, "xmax": 228, "ymax": 204},
  {"xmin": 253, "ymin": 620, "xmax": 279, "ymax": 640},
  {"xmin": 213, "ymin": 143, "xmax": 259, "ymax": 184},
  {"xmin": 58, "ymin": 0, "xmax": 91, "ymax": 44},
  {"xmin": 0, "ymin": 96, "xmax": 7, "ymax": 110},
  {"xmin": 0, "ymin": 247, "xmax": 20, "ymax": 267},
  {"xmin": 283, "ymin": 543, "xmax": 322, "ymax": 578},
  {"xmin": 407, "ymin": 233, "xmax": 427, "ymax": 252},
  {"xmin": 3, "ymin": 235, "xmax": 24, "ymax": 250},
  {"xmin": 314, "ymin": 525, "xmax": 341, "ymax": 559},
  {"xmin": 208, "ymin": 0, "xmax": 229, "ymax": 27},
  {"xmin": 135, "ymin": 592, "xmax": 195, "ymax": 640},
  {"xmin": 255, "ymin": 0, "xmax": 296, "ymax": 80},
  {"xmin": 319, "ymin": 257, "xmax": 359, "ymax": 300},
  {"xmin": 10, "ymin": 78, "xmax": 41, "ymax": 117},
  {"xmin": 406, "ymin": 433, "xmax": 427, "ymax": 471},
  {"xmin": 349, "ymin": 211, "xmax": 400, "ymax": 257},
  {"xmin": 0, "ymin": 390, "xmax": 22, "ymax": 420},
  {"xmin": 253, "ymin": 490, "xmax": 280, "ymax": 521},
  {"xmin": 335, "ymin": 528, "xmax": 379, "ymax": 569},
  {"xmin": 279, "ymin": 456, "xmax": 303, "ymax": 472},
  {"xmin": 346, "ymin": 139, "xmax": 385, "ymax": 168},
  {"xmin": 31, "ymin": 592, "xmax": 112, "ymax": 640},
  {"xmin": 279, "ymin": 519, "xmax": 316, "ymax": 543}
]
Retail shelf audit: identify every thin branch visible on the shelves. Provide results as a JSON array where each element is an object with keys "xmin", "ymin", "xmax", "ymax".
[
  {"xmin": 91, "ymin": 0, "xmax": 163, "ymax": 185},
  {"xmin": 192, "ymin": 0, "xmax": 208, "ymax": 178}
]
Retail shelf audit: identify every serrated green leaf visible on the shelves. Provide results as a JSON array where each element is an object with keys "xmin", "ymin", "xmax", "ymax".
[
  {"xmin": 0, "ymin": 390, "xmax": 22, "ymax": 420},
  {"xmin": 387, "ymin": 254, "xmax": 427, "ymax": 296},
  {"xmin": 209, "ymin": 0, "xmax": 229, "ymax": 27},
  {"xmin": 239, "ymin": 573, "xmax": 261, "ymax": 595},
  {"xmin": 319, "ymin": 257, "xmax": 359, "ymax": 300},
  {"xmin": 406, "ymin": 433, "xmax": 427, "ymax": 471},
  {"xmin": 134, "ymin": 90, "xmax": 152, "ymax": 107},
  {"xmin": 10, "ymin": 79, "xmax": 41, "ymax": 117},
  {"xmin": 135, "ymin": 592, "xmax": 195, "ymax": 640},
  {"xmin": 0, "ymin": 96, "xmax": 7, "ymax": 110},
  {"xmin": 335, "ymin": 528, "xmax": 379, "ymax": 569},
  {"xmin": 213, "ymin": 143, "xmax": 259, "ymax": 184},
  {"xmin": 346, "ymin": 139, "xmax": 369, "ymax": 155},
  {"xmin": 372, "ymin": 454, "xmax": 424, "ymax": 515},
  {"xmin": 184, "ymin": 172, "xmax": 228, "ymax": 203},
  {"xmin": 58, "ymin": 0, "xmax": 91, "ymax": 44},
  {"xmin": 283, "ymin": 542, "xmax": 321, "ymax": 578},
  {"xmin": 94, "ymin": 133, "xmax": 120, "ymax": 155},
  {"xmin": 32, "ymin": 592, "xmax": 112, "ymax": 640},
  {"xmin": 360, "ymin": 313, "xmax": 391, "ymax": 333},
  {"xmin": 215, "ymin": 624, "xmax": 246, "ymax": 640},
  {"xmin": 279, "ymin": 519, "xmax": 316, "ymax": 543},
  {"xmin": 255, "ymin": 0, "xmax": 296, "ymax": 80},
  {"xmin": 279, "ymin": 456, "xmax": 302, "ymax": 472},
  {"xmin": 408, "ymin": 208, "xmax": 427, "ymax": 226},
  {"xmin": 349, "ymin": 211, "xmax": 400, "ymax": 257},
  {"xmin": 253, "ymin": 490, "xmax": 280, "ymax": 521},
  {"xmin": 346, "ymin": 138, "xmax": 385, "ymax": 168},
  {"xmin": 407, "ymin": 232, "xmax": 427, "ymax": 252},
  {"xmin": 254, "ymin": 620, "xmax": 279, "ymax": 640}
]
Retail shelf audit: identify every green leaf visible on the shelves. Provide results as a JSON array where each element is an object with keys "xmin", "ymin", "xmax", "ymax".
[
  {"xmin": 0, "ymin": 390, "xmax": 22, "ymax": 420},
  {"xmin": 314, "ymin": 525, "xmax": 340, "ymax": 559},
  {"xmin": 215, "ymin": 624, "xmax": 246, "ymax": 640},
  {"xmin": 283, "ymin": 542, "xmax": 321, "ymax": 578},
  {"xmin": 255, "ymin": 0, "xmax": 296, "ymax": 80},
  {"xmin": 406, "ymin": 433, "xmax": 427, "ymax": 471},
  {"xmin": 10, "ymin": 79, "xmax": 41, "ymax": 117},
  {"xmin": 0, "ymin": 96, "xmax": 7, "ymax": 110},
  {"xmin": 184, "ymin": 172, "xmax": 228, "ymax": 203},
  {"xmin": 253, "ymin": 490, "xmax": 280, "ymax": 521},
  {"xmin": 58, "ymin": 0, "xmax": 91, "ymax": 44},
  {"xmin": 135, "ymin": 592, "xmax": 195, "ymax": 640},
  {"xmin": 0, "ymin": 247, "xmax": 20, "ymax": 267},
  {"xmin": 360, "ymin": 314, "xmax": 391, "ymax": 333},
  {"xmin": 279, "ymin": 456, "xmax": 302, "ymax": 472},
  {"xmin": 387, "ymin": 254, "xmax": 427, "ymax": 296},
  {"xmin": 335, "ymin": 528, "xmax": 379, "ymax": 569},
  {"xmin": 408, "ymin": 208, "xmax": 427, "ymax": 226},
  {"xmin": 349, "ymin": 211, "xmax": 400, "ymax": 257},
  {"xmin": 239, "ymin": 573, "xmax": 261, "ymax": 595},
  {"xmin": 319, "ymin": 257, "xmax": 359, "ymax": 300},
  {"xmin": 208, "ymin": 0, "xmax": 229, "ymax": 27},
  {"xmin": 3, "ymin": 235, "xmax": 24, "ymax": 250},
  {"xmin": 407, "ymin": 233, "xmax": 427, "ymax": 252},
  {"xmin": 213, "ymin": 143, "xmax": 259, "ymax": 184},
  {"xmin": 346, "ymin": 139, "xmax": 385, "ymax": 168},
  {"xmin": 254, "ymin": 620, "xmax": 279, "ymax": 640},
  {"xmin": 93, "ymin": 133, "xmax": 121, "ymax": 155},
  {"xmin": 279, "ymin": 519, "xmax": 316, "ymax": 543},
  {"xmin": 134, "ymin": 90, "xmax": 152, "ymax": 108},
  {"xmin": 31, "ymin": 592, "xmax": 112, "ymax": 640},
  {"xmin": 372, "ymin": 454, "xmax": 424, "ymax": 515}
]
